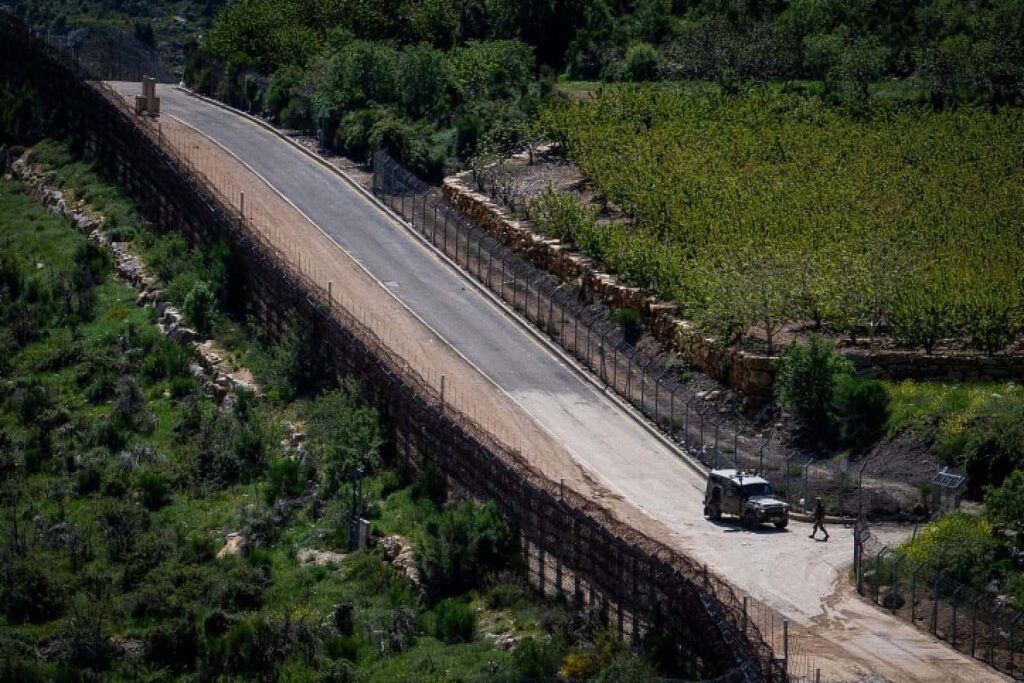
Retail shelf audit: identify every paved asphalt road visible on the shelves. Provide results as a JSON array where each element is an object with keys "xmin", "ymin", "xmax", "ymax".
[
  {"xmin": 112, "ymin": 84, "xmax": 1008, "ymax": 682},
  {"xmin": 146, "ymin": 86, "xmax": 705, "ymax": 511}
]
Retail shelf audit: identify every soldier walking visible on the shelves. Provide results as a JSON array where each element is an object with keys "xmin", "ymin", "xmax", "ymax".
[{"xmin": 809, "ymin": 496, "xmax": 829, "ymax": 541}]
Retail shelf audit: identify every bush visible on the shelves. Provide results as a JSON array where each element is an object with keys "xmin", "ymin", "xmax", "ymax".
[
  {"xmin": 183, "ymin": 281, "xmax": 218, "ymax": 336},
  {"xmin": 0, "ymin": 555, "xmax": 64, "ymax": 623},
  {"xmin": 984, "ymin": 469, "xmax": 1024, "ymax": 549},
  {"xmin": 306, "ymin": 382, "xmax": 383, "ymax": 495},
  {"xmin": 416, "ymin": 500, "xmax": 515, "ymax": 602},
  {"xmin": 622, "ymin": 42, "xmax": 660, "ymax": 81},
  {"xmin": 610, "ymin": 308, "xmax": 644, "ymax": 345},
  {"xmin": 777, "ymin": 338, "xmax": 853, "ymax": 439},
  {"xmin": 431, "ymin": 598, "xmax": 475, "ymax": 644},
  {"xmin": 145, "ymin": 617, "xmax": 199, "ymax": 672},
  {"xmin": 264, "ymin": 457, "xmax": 305, "ymax": 504},
  {"xmin": 833, "ymin": 376, "xmax": 890, "ymax": 449},
  {"xmin": 900, "ymin": 512, "xmax": 1002, "ymax": 585},
  {"xmin": 960, "ymin": 400, "xmax": 1024, "ymax": 496},
  {"xmin": 511, "ymin": 637, "xmax": 564, "ymax": 678},
  {"xmin": 135, "ymin": 471, "xmax": 171, "ymax": 511}
]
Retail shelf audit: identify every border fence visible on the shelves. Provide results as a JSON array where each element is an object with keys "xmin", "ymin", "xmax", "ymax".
[
  {"xmin": 373, "ymin": 152, "xmax": 899, "ymax": 520},
  {"xmin": 855, "ymin": 521, "xmax": 1024, "ymax": 679},
  {"xmin": 1, "ymin": 13, "xmax": 788, "ymax": 681}
]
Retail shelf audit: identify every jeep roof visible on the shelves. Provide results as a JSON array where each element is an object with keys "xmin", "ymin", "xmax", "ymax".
[{"xmin": 708, "ymin": 469, "xmax": 769, "ymax": 487}]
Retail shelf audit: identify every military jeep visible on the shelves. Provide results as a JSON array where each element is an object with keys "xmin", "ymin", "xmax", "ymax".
[{"xmin": 703, "ymin": 469, "xmax": 789, "ymax": 530}]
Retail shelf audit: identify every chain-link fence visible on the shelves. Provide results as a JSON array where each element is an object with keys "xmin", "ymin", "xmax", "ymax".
[
  {"xmin": 855, "ymin": 521, "xmax": 1024, "ymax": 679},
  {"xmin": 373, "ymin": 151, "xmax": 905, "ymax": 521}
]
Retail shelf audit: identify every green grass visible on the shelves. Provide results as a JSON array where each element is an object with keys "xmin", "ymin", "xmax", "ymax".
[{"xmin": 884, "ymin": 380, "xmax": 1024, "ymax": 440}]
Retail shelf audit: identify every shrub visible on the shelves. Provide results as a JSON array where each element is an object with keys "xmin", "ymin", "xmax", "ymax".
[
  {"xmin": 610, "ymin": 308, "xmax": 644, "ymax": 345},
  {"xmin": 960, "ymin": 400, "xmax": 1024, "ymax": 496},
  {"xmin": 264, "ymin": 457, "xmax": 305, "ymax": 504},
  {"xmin": 432, "ymin": 598, "xmax": 475, "ymax": 644},
  {"xmin": 306, "ymin": 382, "xmax": 383, "ymax": 495},
  {"xmin": 984, "ymin": 469, "xmax": 1024, "ymax": 549},
  {"xmin": 777, "ymin": 338, "xmax": 853, "ymax": 437},
  {"xmin": 833, "ymin": 376, "xmax": 890, "ymax": 449},
  {"xmin": 531, "ymin": 188, "xmax": 600, "ymax": 244},
  {"xmin": 416, "ymin": 500, "xmax": 515, "ymax": 601},
  {"xmin": 512, "ymin": 637, "xmax": 564, "ymax": 679},
  {"xmin": 0, "ymin": 555, "xmax": 64, "ymax": 623},
  {"xmin": 183, "ymin": 280, "xmax": 218, "ymax": 336},
  {"xmin": 900, "ymin": 512, "xmax": 1002, "ymax": 585},
  {"xmin": 135, "ymin": 471, "xmax": 171, "ymax": 511},
  {"xmin": 145, "ymin": 617, "xmax": 199, "ymax": 672},
  {"xmin": 622, "ymin": 42, "xmax": 660, "ymax": 81}
]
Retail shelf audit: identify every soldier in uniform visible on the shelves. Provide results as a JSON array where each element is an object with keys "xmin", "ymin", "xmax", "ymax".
[{"xmin": 809, "ymin": 497, "xmax": 829, "ymax": 541}]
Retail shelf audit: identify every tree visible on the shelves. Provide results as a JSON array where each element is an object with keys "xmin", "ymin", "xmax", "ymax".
[
  {"xmin": 777, "ymin": 338, "xmax": 853, "ymax": 438},
  {"xmin": 305, "ymin": 381, "xmax": 383, "ymax": 495},
  {"xmin": 985, "ymin": 469, "xmax": 1024, "ymax": 550},
  {"xmin": 622, "ymin": 42, "xmax": 660, "ymax": 81}
]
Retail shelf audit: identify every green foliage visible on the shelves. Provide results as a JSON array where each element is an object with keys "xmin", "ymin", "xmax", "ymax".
[
  {"xmin": 777, "ymin": 338, "xmax": 853, "ymax": 434},
  {"xmin": 0, "ymin": 555, "xmax": 64, "ymax": 623},
  {"xmin": 431, "ymin": 598, "xmax": 476, "ymax": 643},
  {"xmin": 985, "ymin": 469, "xmax": 1024, "ymax": 550},
  {"xmin": 900, "ymin": 511, "xmax": 1003, "ymax": 585},
  {"xmin": 305, "ymin": 381, "xmax": 383, "ymax": 495},
  {"xmin": 833, "ymin": 376, "xmax": 891, "ymax": 449},
  {"xmin": 183, "ymin": 280, "xmax": 219, "ymax": 336},
  {"xmin": 264, "ymin": 457, "xmax": 305, "ymax": 504},
  {"xmin": 622, "ymin": 42, "xmax": 660, "ymax": 81},
  {"xmin": 416, "ymin": 500, "xmax": 516, "ymax": 602},
  {"xmin": 541, "ymin": 88, "xmax": 1024, "ymax": 351},
  {"xmin": 960, "ymin": 399, "xmax": 1024, "ymax": 496}
]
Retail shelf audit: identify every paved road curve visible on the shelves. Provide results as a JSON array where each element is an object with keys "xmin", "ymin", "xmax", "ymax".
[{"xmin": 121, "ymin": 84, "xmax": 1007, "ymax": 682}]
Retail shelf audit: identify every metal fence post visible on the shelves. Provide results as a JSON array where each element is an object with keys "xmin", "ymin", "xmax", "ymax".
[
  {"xmin": 932, "ymin": 574, "xmax": 941, "ymax": 635},
  {"xmin": 669, "ymin": 387, "xmax": 676, "ymax": 436},
  {"xmin": 1009, "ymin": 612, "xmax": 1022, "ymax": 677},
  {"xmin": 782, "ymin": 618, "xmax": 789, "ymax": 676},
  {"xmin": 640, "ymin": 366, "xmax": 646, "ymax": 412},
  {"xmin": 972, "ymin": 593, "xmax": 981, "ymax": 658},
  {"xmin": 911, "ymin": 565, "xmax": 921, "ymax": 623},
  {"xmin": 891, "ymin": 554, "xmax": 905, "ymax": 613},
  {"xmin": 950, "ymin": 585, "xmax": 964, "ymax": 647},
  {"xmin": 874, "ymin": 547, "xmax": 887, "ymax": 605},
  {"xmin": 991, "ymin": 603, "xmax": 1003, "ymax": 665}
]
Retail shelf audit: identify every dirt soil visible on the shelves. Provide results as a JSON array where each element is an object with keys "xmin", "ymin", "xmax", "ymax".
[{"xmin": 104, "ymin": 85, "xmax": 1011, "ymax": 683}]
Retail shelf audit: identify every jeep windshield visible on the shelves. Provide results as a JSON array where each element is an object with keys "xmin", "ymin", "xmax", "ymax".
[{"xmin": 741, "ymin": 483, "xmax": 773, "ymax": 497}]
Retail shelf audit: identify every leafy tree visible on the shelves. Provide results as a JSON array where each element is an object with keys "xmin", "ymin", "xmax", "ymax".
[
  {"xmin": 622, "ymin": 42, "xmax": 660, "ymax": 81},
  {"xmin": 777, "ymin": 338, "xmax": 853, "ymax": 437},
  {"xmin": 183, "ymin": 280, "xmax": 218, "ymax": 336},
  {"xmin": 984, "ymin": 469, "xmax": 1024, "ymax": 550},
  {"xmin": 306, "ymin": 381, "xmax": 383, "ymax": 495}
]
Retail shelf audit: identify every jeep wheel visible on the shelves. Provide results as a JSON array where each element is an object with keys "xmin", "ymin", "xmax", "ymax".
[
  {"xmin": 774, "ymin": 519, "xmax": 788, "ymax": 530},
  {"xmin": 708, "ymin": 504, "xmax": 722, "ymax": 521},
  {"xmin": 742, "ymin": 511, "xmax": 756, "ymax": 529}
]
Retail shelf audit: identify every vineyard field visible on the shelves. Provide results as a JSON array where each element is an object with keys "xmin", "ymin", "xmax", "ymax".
[{"xmin": 538, "ymin": 87, "xmax": 1024, "ymax": 353}]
